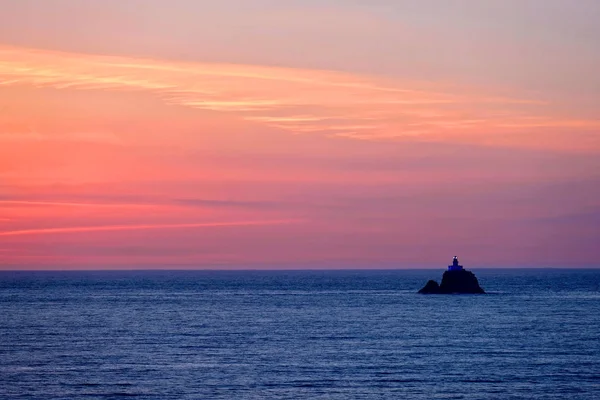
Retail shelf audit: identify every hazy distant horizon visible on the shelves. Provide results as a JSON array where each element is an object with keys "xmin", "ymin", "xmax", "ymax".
[{"xmin": 2, "ymin": 264, "xmax": 600, "ymax": 272}]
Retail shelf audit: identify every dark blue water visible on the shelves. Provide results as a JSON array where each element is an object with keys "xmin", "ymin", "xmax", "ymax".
[{"xmin": 1, "ymin": 269, "xmax": 600, "ymax": 399}]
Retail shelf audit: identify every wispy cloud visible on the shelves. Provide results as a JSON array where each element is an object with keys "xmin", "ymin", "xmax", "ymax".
[
  {"xmin": 0, "ymin": 200, "xmax": 156, "ymax": 208},
  {"xmin": 1, "ymin": 45, "xmax": 597, "ymax": 144},
  {"xmin": 0, "ymin": 197, "xmax": 280, "ymax": 211},
  {"xmin": 0, "ymin": 219, "xmax": 303, "ymax": 237}
]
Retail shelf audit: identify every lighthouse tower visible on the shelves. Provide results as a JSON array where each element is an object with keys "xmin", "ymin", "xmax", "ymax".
[{"xmin": 448, "ymin": 256, "xmax": 464, "ymax": 271}]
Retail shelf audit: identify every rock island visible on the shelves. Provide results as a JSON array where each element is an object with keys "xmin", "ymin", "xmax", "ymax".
[{"xmin": 418, "ymin": 256, "xmax": 485, "ymax": 294}]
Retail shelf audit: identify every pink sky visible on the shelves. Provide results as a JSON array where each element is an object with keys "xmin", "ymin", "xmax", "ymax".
[{"xmin": 1, "ymin": 1, "xmax": 599, "ymax": 269}]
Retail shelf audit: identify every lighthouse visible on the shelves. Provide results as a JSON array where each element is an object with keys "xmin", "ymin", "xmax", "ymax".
[{"xmin": 448, "ymin": 256, "xmax": 464, "ymax": 271}]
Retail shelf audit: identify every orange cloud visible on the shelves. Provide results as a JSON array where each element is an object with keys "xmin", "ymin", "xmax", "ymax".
[
  {"xmin": 0, "ymin": 219, "xmax": 303, "ymax": 237},
  {"xmin": 1, "ymin": 45, "xmax": 598, "ymax": 147},
  {"xmin": 0, "ymin": 200, "xmax": 156, "ymax": 208}
]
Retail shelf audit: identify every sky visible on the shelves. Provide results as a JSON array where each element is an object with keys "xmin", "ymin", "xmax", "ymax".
[{"xmin": 0, "ymin": 0, "xmax": 599, "ymax": 269}]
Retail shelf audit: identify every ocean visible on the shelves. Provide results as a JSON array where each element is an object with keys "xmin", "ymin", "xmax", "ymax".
[{"xmin": 1, "ymin": 269, "xmax": 599, "ymax": 399}]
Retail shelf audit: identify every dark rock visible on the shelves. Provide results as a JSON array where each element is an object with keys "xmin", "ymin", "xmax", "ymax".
[
  {"xmin": 438, "ymin": 269, "xmax": 485, "ymax": 294},
  {"xmin": 418, "ymin": 256, "xmax": 485, "ymax": 294},
  {"xmin": 418, "ymin": 280, "xmax": 441, "ymax": 294}
]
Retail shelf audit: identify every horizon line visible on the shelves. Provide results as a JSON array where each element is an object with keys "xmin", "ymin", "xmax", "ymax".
[{"xmin": 1, "ymin": 266, "xmax": 599, "ymax": 272}]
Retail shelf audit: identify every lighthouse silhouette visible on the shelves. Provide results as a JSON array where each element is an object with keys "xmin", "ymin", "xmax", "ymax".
[{"xmin": 448, "ymin": 256, "xmax": 464, "ymax": 271}]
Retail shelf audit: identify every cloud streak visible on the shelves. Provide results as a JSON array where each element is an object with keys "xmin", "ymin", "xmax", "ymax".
[
  {"xmin": 0, "ymin": 200, "xmax": 157, "ymax": 209},
  {"xmin": 1, "ymin": 45, "xmax": 597, "ymax": 146},
  {"xmin": 0, "ymin": 219, "xmax": 303, "ymax": 237}
]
